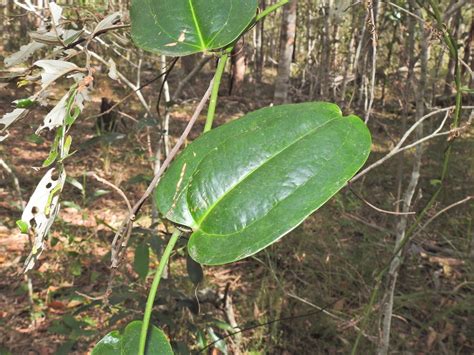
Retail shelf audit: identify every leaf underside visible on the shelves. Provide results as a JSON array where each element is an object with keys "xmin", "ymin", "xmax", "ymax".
[
  {"xmin": 156, "ymin": 102, "xmax": 372, "ymax": 265},
  {"xmin": 131, "ymin": 0, "xmax": 258, "ymax": 56}
]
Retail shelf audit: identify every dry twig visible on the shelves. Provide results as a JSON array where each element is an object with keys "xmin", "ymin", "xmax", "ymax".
[{"xmin": 110, "ymin": 77, "xmax": 215, "ymax": 268}]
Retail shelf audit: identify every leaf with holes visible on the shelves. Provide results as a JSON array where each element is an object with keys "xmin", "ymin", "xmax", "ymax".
[
  {"xmin": 34, "ymin": 60, "xmax": 78, "ymax": 88},
  {"xmin": 155, "ymin": 102, "xmax": 372, "ymax": 265},
  {"xmin": 49, "ymin": 1, "xmax": 63, "ymax": 28},
  {"xmin": 29, "ymin": 29, "xmax": 84, "ymax": 46},
  {"xmin": 21, "ymin": 168, "xmax": 66, "ymax": 271},
  {"xmin": 4, "ymin": 41, "xmax": 45, "ymax": 67},
  {"xmin": 131, "ymin": 0, "xmax": 258, "ymax": 56},
  {"xmin": 0, "ymin": 108, "xmax": 29, "ymax": 138},
  {"xmin": 93, "ymin": 12, "xmax": 122, "ymax": 35},
  {"xmin": 37, "ymin": 92, "xmax": 69, "ymax": 133}
]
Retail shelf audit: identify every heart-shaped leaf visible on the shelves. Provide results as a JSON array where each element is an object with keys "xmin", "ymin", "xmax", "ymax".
[
  {"xmin": 131, "ymin": 0, "xmax": 258, "ymax": 56},
  {"xmin": 156, "ymin": 102, "xmax": 372, "ymax": 265},
  {"xmin": 92, "ymin": 321, "xmax": 173, "ymax": 355}
]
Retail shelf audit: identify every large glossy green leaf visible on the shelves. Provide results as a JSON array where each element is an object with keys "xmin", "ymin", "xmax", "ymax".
[
  {"xmin": 155, "ymin": 102, "xmax": 371, "ymax": 265},
  {"xmin": 92, "ymin": 321, "xmax": 173, "ymax": 355},
  {"xmin": 131, "ymin": 0, "xmax": 258, "ymax": 56}
]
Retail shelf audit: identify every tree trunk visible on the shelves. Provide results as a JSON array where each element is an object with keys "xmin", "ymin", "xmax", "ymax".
[
  {"xmin": 320, "ymin": 3, "xmax": 331, "ymax": 99},
  {"xmin": 229, "ymin": 38, "xmax": 246, "ymax": 95},
  {"xmin": 273, "ymin": 0, "xmax": 297, "ymax": 104},
  {"xmin": 378, "ymin": 2, "xmax": 429, "ymax": 353},
  {"xmin": 255, "ymin": 0, "xmax": 266, "ymax": 83}
]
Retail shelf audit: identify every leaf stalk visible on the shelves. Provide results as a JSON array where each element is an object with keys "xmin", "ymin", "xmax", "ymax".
[
  {"xmin": 204, "ymin": 51, "xmax": 229, "ymax": 132},
  {"xmin": 256, "ymin": 0, "xmax": 289, "ymax": 22},
  {"xmin": 138, "ymin": 229, "xmax": 182, "ymax": 355}
]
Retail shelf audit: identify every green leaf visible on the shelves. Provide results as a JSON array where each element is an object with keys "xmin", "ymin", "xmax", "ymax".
[
  {"xmin": 430, "ymin": 179, "xmax": 442, "ymax": 186},
  {"xmin": 42, "ymin": 130, "xmax": 61, "ymax": 167},
  {"xmin": 207, "ymin": 327, "xmax": 227, "ymax": 354},
  {"xmin": 63, "ymin": 135, "xmax": 73, "ymax": 156},
  {"xmin": 55, "ymin": 340, "xmax": 75, "ymax": 355},
  {"xmin": 66, "ymin": 177, "xmax": 84, "ymax": 192},
  {"xmin": 62, "ymin": 314, "xmax": 84, "ymax": 330},
  {"xmin": 42, "ymin": 150, "xmax": 58, "ymax": 167},
  {"xmin": 16, "ymin": 220, "xmax": 29, "ymax": 234},
  {"xmin": 134, "ymin": 243, "xmax": 150, "ymax": 280},
  {"xmin": 210, "ymin": 318, "xmax": 234, "ymax": 332},
  {"xmin": 92, "ymin": 321, "xmax": 173, "ymax": 355},
  {"xmin": 196, "ymin": 329, "xmax": 207, "ymax": 349},
  {"xmin": 70, "ymin": 259, "xmax": 82, "ymax": 276},
  {"xmin": 186, "ymin": 253, "xmax": 204, "ymax": 285},
  {"xmin": 26, "ymin": 134, "xmax": 44, "ymax": 144},
  {"xmin": 122, "ymin": 321, "xmax": 172, "ymax": 355},
  {"xmin": 92, "ymin": 330, "xmax": 122, "ymax": 355},
  {"xmin": 14, "ymin": 98, "xmax": 35, "ymax": 109},
  {"xmin": 66, "ymin": 106, "xmax": 80, "ymax": 127},
  {"xmin": 62, "ymin": 201, "xmax": 81, "ymax": 210},
  {"xmin": 131, "ymin": 0, "xmax": 258, "ymax": 56},
  {"xmin": 93, "ymin": 189, "xmax": 110, "ymax": 198},
  {"xmin": 155, "ymin": 102, "xmax": 371, "ymax": 265}
]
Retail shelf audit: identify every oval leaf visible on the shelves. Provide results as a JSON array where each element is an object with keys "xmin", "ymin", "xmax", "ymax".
[
  {"xmin": 92, "ymin": 331, "xmax": 121, "ymax": 355},
  {"xmin": 156, "ymin": 102, "xmax": 372, "ymax": 265},
  {"xmin": 122, "ymin": 321, "xmax": 173, "ymax": 355},
  {"xmin": 131, "ymin": 0, "xmax": 258, "ymax": 56},
  {"xmin": 92, "ymin": 321, "xmax": 173, "ymax": 355}
]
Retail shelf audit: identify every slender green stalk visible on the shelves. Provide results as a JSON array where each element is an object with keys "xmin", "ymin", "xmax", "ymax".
[
  {"xmin": 351, "ymin": 277, "xmax": 381, "ymax": 355},
  {"xmin": 204, "ymin": 52, "xmax": 229, "ymax": 133},
  {"xmin": 203, "ymin": 0, "xmax": 287, "ymax": 134},
  {"xmin": 138, "ymin": 230, "xmax": 181, "ymax": 355},
  {"xmin": 256, "ymin": 0, "xmax": 289, "ymax": 22}
]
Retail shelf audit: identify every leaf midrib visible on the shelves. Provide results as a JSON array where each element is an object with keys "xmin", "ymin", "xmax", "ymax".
[
  {"xmin": 194, "ymin": 125, "xmax": 355, "ymax": 241},
  {"xmin": 192, "ymin": 115, "xmax": 340, "ymax": 228},
  {"xmin": 188, "ymin": 0, "xmax": 206, "ymax": 50}
]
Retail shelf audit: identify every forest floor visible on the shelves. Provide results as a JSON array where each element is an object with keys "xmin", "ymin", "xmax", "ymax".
[{"xmin": 0, "ymin": 68, "xmax": 473, "ymax": 354}]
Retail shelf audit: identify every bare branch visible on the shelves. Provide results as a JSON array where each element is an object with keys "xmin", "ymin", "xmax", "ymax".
[
  {"xmin": 348, "ymin": 185, "xmax": 415, "ymax": 215},
  {"xmin": 86, "ymin": 172, "xmax": 132, "ymax": 215},
  {"xmin": 352, "ymin": 106, "xmax": 474, "ymax": 182},
  {"xmin": 0, "ymin": 158, "xmax": 25, "ymax": 209},
  {"xmin": 410, "ymin": 196, "xmax": 473, "ymax": 241},
  {"xmin": 173, "ymin": 56, "xmax": 213, "ymax": 100},
  {"xmin": 110, "ymin": 77, "xmax": 215, "ymax": 268}
]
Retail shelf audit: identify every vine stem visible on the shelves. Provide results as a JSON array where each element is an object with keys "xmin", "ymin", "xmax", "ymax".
[
  {"xmin": 204, "ymin": 51, "xmax": 229, "ymax": 133},
  {"xmin": 203, "ymin": 0, "xmax": 288, "ymax": 134},
  {"xmin": 138, "ymin": 230, "xmax": 182, "ymax": 355},
  {"xmin": 256, "ymin": 0, "xmax": 289, "ymax": 22}
]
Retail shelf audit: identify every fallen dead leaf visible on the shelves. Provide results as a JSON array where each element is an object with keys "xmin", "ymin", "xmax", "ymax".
[{"xmin": 47, "ymin": 300, "xmax": 66, "ymax": 310}]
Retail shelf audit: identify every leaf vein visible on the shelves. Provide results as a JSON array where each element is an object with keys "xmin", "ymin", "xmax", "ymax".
[{"xmin": 193, "ymin": 115, "xmax": 341, "ymax": 227}]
